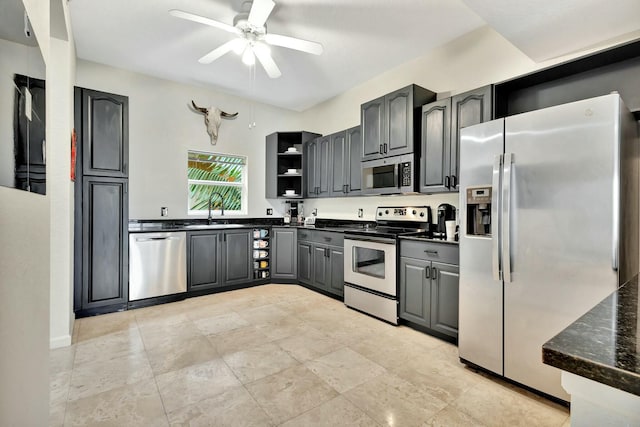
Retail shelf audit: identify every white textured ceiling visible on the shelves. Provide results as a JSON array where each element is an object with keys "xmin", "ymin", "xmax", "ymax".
[
  {"xmin": 69, "ymin": 0, "xmax": 486, "ymax": 111},
  {"xmin": 70, "ymin": 0, "xmax": 640, "ymax": 112},
  {"xmin": 461, "ymin": 0, "xmax": 640, "ymax": 62}
]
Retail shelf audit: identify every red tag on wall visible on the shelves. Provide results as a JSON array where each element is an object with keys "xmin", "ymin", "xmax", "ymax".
[{"xmin": 71, "ymin": 129, "xmax": 77, "ymax": 182}]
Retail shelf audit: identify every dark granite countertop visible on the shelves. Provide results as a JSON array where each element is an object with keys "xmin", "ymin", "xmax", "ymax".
[{"xmin": 542, "ymin": 275, "xmax": 640, "ymax": 396}]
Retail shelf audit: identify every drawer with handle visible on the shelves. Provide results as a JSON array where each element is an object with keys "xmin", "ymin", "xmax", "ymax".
[
  {"xmin": 312, "ymin": 230, "xmax": 344, "ymax": 247},
  {"xmin": 400, "ymin": 240, "xmax": 458, "ymax": 264}
]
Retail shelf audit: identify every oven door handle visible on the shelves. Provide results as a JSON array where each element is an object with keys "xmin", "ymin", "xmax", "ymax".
[{"xmin": 344, "ymin": 236, "xmax": 396, "ymax": 245}]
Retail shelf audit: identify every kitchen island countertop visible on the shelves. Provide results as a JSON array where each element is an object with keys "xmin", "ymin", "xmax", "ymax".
[{"xmin": 542, "ymin": 275, "xmax": 640, "ymax": 396}]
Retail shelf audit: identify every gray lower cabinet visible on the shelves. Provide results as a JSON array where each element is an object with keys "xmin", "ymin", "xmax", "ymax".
[
  {"xmin": 329, "ymin": 247, "xmax": 344, "ymax": 297},
  {"xmin": 81, "ymin": 177, "xmax": 129, "ymax": 310},
  {"xmin": 222, "ymin": 229, "xmax": 252, "ymax": 285},
  {"xmin": 297, "ymin": 230, "xmax": 344, "ymax": 297},
  {"xmin": 399, "ymin": 239, "xmax": 459, "ymax": 339},
  {"xmin": 271, "ymin": 227, "xmax": 297, "ymax": 280},
  {"xmin": 297, "ymin": 241, "xmax": 313, "ymax": 285},
  {"xmin": 187, "ymin": 231, "xmax": 221, "ymax": 291},
  {"xmin": 187, "ymin": 229, "xmax": 252, "ymax": 291},
  {"xmin": 430, "ymin": 262, "xmax": 459, "ymax": 337}
]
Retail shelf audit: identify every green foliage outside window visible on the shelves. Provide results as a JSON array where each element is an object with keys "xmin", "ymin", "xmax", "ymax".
[{"xmin": 188, "ymin": 151, "xmax": 246, "ymax": 212}]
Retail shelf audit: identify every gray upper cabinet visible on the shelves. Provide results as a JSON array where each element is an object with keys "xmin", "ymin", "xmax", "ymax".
[
  {"xmin": 81, "ymin": 89, "xmax": 128, "ymax": 178},
  {"xmin": 449, "ymin": 85, "xmax": 493, "ymax": 190},
  {"xmin": 316, "ymin": 136, "xmax": 331, "ymax": 197},
  {"xmin": 329, "ymin": 126, "xmax": 362, "ymax": 197},
  {"xmin": 271, "ymin": 227, "xmax": 297, "ymax": 280},
  {"xmin": 222, "ymin": 229, "xmax": 252, "ymax": 285},
  {"xmin": 330, "ymin": 131, "xmax": 346, "ymax": 197},
  {"xmin": 305, "ymin": 139, "xmax": 317, "ymax": 198},
  {"xmin": 305, "ymin": 135, "xmax": 331, "ymax": 198},
  {"xmin": 361, "ymin": 96, "xmax": 385, "ymax": 161},
  {"xmin": 420, "ymin": 98, "xmax": 452, "ymax": 193},
  {"xmin": 187, "ymin": 231, "xmax": 222, "ymax": 291},
  {"xmin": 361, "ymin": 84, "xmax": 436, "ymax": 161},
  {"xmin": 265, "ymin": 131, "xmax": 319, "ymax": 199},
  {"xmin": 346, "ymin": 126, "xmax": 362, "ymax": 195},
  {"xmin": 420, "ymin": 85, "xmax": 492, "ymax": 193}
]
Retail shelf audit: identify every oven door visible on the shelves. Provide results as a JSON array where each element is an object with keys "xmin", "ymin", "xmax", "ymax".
[{"xmin": 344, "ymin": 236, "xmax": 397, "ymax": 296}]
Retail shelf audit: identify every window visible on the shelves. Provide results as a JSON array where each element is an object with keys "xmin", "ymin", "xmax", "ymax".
[{"xmin": 188, "ymin": 151, "xmax": 247, "ymax": 215}]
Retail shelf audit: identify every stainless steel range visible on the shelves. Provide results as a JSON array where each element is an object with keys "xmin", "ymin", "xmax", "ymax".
[{"xmin": 344, "ymin": 206, "xmax": 432, "ymax": 324}]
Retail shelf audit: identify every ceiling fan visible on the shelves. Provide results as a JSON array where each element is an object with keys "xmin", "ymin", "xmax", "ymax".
[{"xmin": 169, "ymin": 0, "xmax": 323, "ymax": 78}]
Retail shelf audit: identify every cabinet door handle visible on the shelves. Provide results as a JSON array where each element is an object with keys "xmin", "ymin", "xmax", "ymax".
[
  {"xmin": 308, "ymin": 245, "xmax": 311, "ymax": 254},
  {"xmin": 444, "ymin": 176, "xmax": 450, "ymax": 188},
  {"xmin": 325, "ymin": 248, "xmax": 330, "ymax": 257},
  {"xmin": 425, "ymin": 266, "xmax": 431, "ymax": 279},
  {"xmin": 379, "ymin": 144, "xmax": 383, "ymax": 154},
  {"xmin": 451, "ymin": 174, "xmax": 457, "ymax": 188},
  {"xmin": 432, "ymin": 267, "xmax": 437, "ymax": 279},
  {"xmin": 384, "ymin": 143, "xmax": 388, "ymax": 154}
]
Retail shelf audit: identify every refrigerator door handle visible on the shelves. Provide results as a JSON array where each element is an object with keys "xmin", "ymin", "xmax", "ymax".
[
  {"xmin": 503, "ymin": 152, "xmax": 513, "ymax": 283},
  {"xmin": 612, "ymin": 164, "xmax": 620, "ymax": 272},
  {"xmin": 492, "ymin": 154, "xmax": 503, "ymax": 281}
]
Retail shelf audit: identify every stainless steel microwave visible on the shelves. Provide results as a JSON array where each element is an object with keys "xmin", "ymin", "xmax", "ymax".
[{"xmin": 362, "ymin": 154, "xmax": 416, "ymax": 195}]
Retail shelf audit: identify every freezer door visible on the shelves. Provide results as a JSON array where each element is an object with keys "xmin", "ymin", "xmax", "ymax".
[
  {"xmin": 503, "ymin": 94, "xmax": 620, "ymax": 400},
  {"xmin": 458, "ymin": 118, "xmax": 505, "ymax": 375}
]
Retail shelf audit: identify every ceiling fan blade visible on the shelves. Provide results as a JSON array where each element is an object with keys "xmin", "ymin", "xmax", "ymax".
[
  {"xmin": 253, "ymin": 43, "xmax": 282, "ymax": 78},
  {"xmin": 264, "ymin": 33, "xmax": 323, "ymax": 55},
  {"xmin": 169, "ymin": 9, "xmax": 240, "ymax": 35},
  {"xmin": 198, "ymin": 39, "xmax": 246, "ymax": 64},
  {"xmin": 248, "ymin": 0, "xmax": 275, "ymax": 27}
]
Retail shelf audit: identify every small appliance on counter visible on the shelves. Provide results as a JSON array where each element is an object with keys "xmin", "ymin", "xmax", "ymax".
[
  {"xmin": 284, "ymin": 201, "xmax": 303, "ymax": 224},
  {"xmin": 433, "ymin": 203, "xmax": 456, "ymax": 240}
]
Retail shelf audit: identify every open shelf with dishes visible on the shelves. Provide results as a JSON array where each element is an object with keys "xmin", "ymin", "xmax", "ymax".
[
  {"xmin": 252, "ymin": 228, "xmax": 270, "ymax": 280},
  {"xmin": 265, "ymin": 131, "xmax": 321, "ymax": 199}
]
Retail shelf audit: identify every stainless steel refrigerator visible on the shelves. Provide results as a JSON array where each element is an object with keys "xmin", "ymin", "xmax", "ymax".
[{"xmin": 458, "ymin": 93, "xmax": 639, "ymax": 401}]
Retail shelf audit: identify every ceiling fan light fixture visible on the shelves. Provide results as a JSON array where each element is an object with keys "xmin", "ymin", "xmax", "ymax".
[
  {"xmin": 233, "ymin": 38, "xmax": 248, "ymax": 55},
  {"xmin": 242, "ymin": 47, "xmax": 256, "ymax": 65}
]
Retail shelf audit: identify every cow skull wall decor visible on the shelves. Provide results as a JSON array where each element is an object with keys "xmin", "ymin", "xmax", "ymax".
[{"xmin": 191, "ymin": 101, "xmax": 238, "ymax": 144}]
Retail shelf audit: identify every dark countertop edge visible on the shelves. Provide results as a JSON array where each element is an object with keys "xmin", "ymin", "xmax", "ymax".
[
  {"xmin": 399, "ymin": 235, "xmax": 459, "ymax": 245},
  {"xmin": 128, "ymin": 218, "xmax": 375, "ymax": 233},
  {"xmin": 542, "ymin": 277, "xmax": 640, "ymax": 397},
  {"xmin": 542, "ymin": 344, "xmax": 640, "ymax": 396}
]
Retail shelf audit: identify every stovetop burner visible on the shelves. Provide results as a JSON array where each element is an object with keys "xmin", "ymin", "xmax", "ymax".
[{"xmin": 345, "ymin": 206, "xmax": 432, "ymax": 239}]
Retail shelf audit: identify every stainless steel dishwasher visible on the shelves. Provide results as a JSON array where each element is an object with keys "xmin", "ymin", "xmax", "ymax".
[{"xmin": 129, "ymin": 232, "xmax": 187, "ymax": 300}]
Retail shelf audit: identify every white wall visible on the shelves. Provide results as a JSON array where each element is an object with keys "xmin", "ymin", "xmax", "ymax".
[
  {"xmin": 75, "ymin": 61, "xmax": 303, "ymax": 220},
  {"xmin": 49, "ymin": 0, "xmax": 76, "ymax": 349},
  {"xmin": 0, "ymin": 0, "xmax": 50, "ymax": 424},
  {"xmin": 299, "ymin": 26, "xmax": 640, "ymax": 220}
]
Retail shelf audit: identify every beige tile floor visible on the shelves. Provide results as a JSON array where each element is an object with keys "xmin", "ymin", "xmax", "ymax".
[{"xmin": 50, "ymin": 284, "xmax": 570, "ymax": 426}]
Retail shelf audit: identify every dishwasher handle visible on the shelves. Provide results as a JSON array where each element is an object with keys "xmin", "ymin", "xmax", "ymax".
[{"xmin": 134, "ymin": 236, "xmax": 181, "ymax": 242}]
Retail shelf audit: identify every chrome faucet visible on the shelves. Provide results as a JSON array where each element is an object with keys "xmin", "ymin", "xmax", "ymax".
[{"xmin": 208, "ymin": 191, "xmax": 225, "ymax": 223}]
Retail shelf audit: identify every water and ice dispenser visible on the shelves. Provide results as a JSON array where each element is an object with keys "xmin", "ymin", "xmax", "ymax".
[{"xmin": 466, "ymin": 186, "xmax": 492, "ymax": 236}]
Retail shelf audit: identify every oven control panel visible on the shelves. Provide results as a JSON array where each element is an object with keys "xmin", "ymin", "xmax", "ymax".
[{"xmin": 376, "ymin": 206, "xmax": 431, "ymax": 222}]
